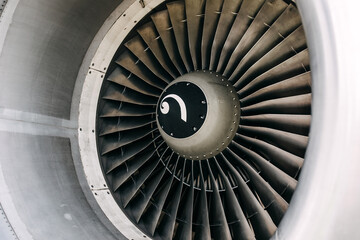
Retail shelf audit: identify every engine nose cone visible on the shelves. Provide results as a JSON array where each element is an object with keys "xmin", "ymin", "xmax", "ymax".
[
  {"xmin": 156, "ymin": 71, "xmax": 240, "ymax": 160},
  {"xmin": 157, "ymin": 81, "xmax": 207, "ymax": 138}
]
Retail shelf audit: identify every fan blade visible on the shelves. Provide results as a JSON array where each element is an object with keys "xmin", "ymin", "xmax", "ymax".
[
  {"xmin": 238, "ymin": 125, "xmax": 308, "ymax": 157},
  {"xmin": 220, "ymin": 0, "xmax": 286, "ymax": 75},
  {"xmin": 125, "ymin": 35, "xmax": 173, "ymax": 83},
  {"xmin": 107, "ymin": 67, "xmax": 162, "ymax": 98},
  {"xmin": 185, "ymin": 0, "xmax": 205, "ymax": 70},
  {"xmin": 240, "ymin": 114, "xmax": 311, "ymax": 136},
  {"xmin": 102, "ymin": 84, "xmax": 158, "ymax": 106},
  {"xmin": 173, "ymin": 162, "xmax": 194, "ymax": 240},
  {"xmin": 229, "ymin": 142, "xmax": 297, "ymax": 201},
  {"xmin": 223, "ymin": 3, "xmax": 302, "ymax": 77},
  {"xmin": 217, "ymin": 0, "xmax": 265, "ymax": 73},
  {"xmin": 201, "ymin": 0, "xmax": 224, "ymax": 69},
  {"xmin": 209, "ymin": 0, "xmax": 243, "ymax": 70},
  {"xmin": 104, "ymin": 135, "xmax": 162, "ymax": 174},
  {"xmin": 192, "ymin": 162, "xmax": 211, "ymax": 240},
  {"xmin": 151, "ymin": 10, "xmax": 187, "ymax": 75},
  {"xmin": 241, "ymin": 93, "xmax": 311, "ymax": 116},
  {"xmin": 100, "ymin": 101, "xmax": 155, "ymax": 117},
  {"xmin": 227, "ymin": 149, "xmax": 288, "ymax": 225},
  {"xmin": 129, "ymin": 152, "xmax": 174, "ymax": 222},
  {"xmin": 232, "ymin": 26, "xmax": 307, "ymax": 88},
  {"xmin": 116, "ymin": 50, "xmax": 167, "ymax": 90},
  {"xmin": 167, "ymin": 1, "xmax": 193, "ymax": 72},
  {"xmin": 100, "ymin": 125, "xmax": 156, "ymax": 155},
  {"xmin": 118, "ymin": 147, "xmax": 169, "ymax": 207},
  {"xmin": 157, "ymin": 159, "xmax": 184, "ymax": 239},
  {"xmin": 213, "ymin": 157, "xmax": 255, "ymax": 239},
  {"xmin": 221, "ymin": 152, "xmax": 277, "ymax": 239},
  {"xmin": 234, "ymin": 134, "xmax": 303, "ymax": 177},
  {"xmin": 143, "ymin": 158, "xmax": 184, "ymax": 236},
  {"xmin": 206, "ymin": 160, "xmax": 232, "ymax": 240},
  {"xmin": 99, "ymin": 115, "xmax": 156, "ymax": 136},
  {"xmin": 241, "ymin": 72, "xmax": 311, "ymax": 107},
  {"xmin": 137, "ymin": 21, "xmax": 180, "ymax": 78},
  {"xmin": 238, "ymin": 49, "xmax": 309, "ymax": 97}
]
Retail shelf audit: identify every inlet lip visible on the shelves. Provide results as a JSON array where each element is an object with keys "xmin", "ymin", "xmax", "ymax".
[{"xmin": 156, "ymin": 71, "xmax": 241, "ymax": 160}]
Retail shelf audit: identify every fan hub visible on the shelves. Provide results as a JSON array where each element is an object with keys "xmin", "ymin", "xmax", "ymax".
[{"xmin": 156, "ymin": 71, "xmax": 240, "ymax": 160}]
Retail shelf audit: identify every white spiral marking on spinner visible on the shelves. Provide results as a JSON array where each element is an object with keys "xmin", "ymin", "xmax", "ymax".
[{"xmin": 160, "ymin": 94, "xmax": 187, "ymax": 122}]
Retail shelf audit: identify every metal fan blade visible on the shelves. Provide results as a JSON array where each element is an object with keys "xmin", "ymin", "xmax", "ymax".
[
  {"xmin": 223, "ymin": 3, "xmax": 301, "ymax": 77},
  {"xmin": 239, "ymin": 125, "xmax": 308, "ymax": 157},
  {"xmin": 217, "ymin": 0, "xmax": 265, "ymax": 74},
  {"xmin": 104, "ymin": 136, "xmax": 161, "ymax": 174},
  {"xmin": 232, "ymin": 26, "xmax": 307, "ymax": 88},
  {"xmin": 221, "ymin": 152, "xmax": 277, "ymax": 239},
  {"xmin": 229, "ymin": 142, "xmax": 297, "ymax": 201},
  {"xmin": 99, "ymin": 101, "xmax": 155, "ymax": 117},
  {"xmin": 125, "ymin": 35, "xmax": 173, "ymax": 83},
  {"xmin": 116, "ymin": 50, "xmax": 167, "ymax": 90},
  {"xmin": 137, "ymin": 21, "xmax": 180, "ymax": 78},
  {"xmin": 234, "ymin": 134, "xmax": 303, "ymax": 177},
  {"xmin": 100, "ymin": 125, "xmax": 156, "ymax": 155},
  {"xmin": 240, "ymin": 114, "xmax": 311, "ymax": 136},
  {"xmin": 201, "ymin": 0, "xmax": 224, "ymax": 69},
  {"xmin": 241, "ymin": 72, "xmax": 311, "ymax": 107},
  {"xmin": 185, "ymin": 0, "xmax": 205, "ymax": 70},
  {"xmin": 230, "ymin": 152, "xmax": 288, "ymax": 225},
  {"xmin": 213, "ymin": 157, "xmax": 255, "ymax": 239},
  {"xmin": 241, "ymin": 93, "xmax": 311, "ymax": 116},
  {"xmin": 102, "ymin": 84, "xmax": 158, "ymax": 106},
  {"xmin": 107, "ymin": 67, "xmax": 162, "ymax": 97},
  {"xmin": 142, "ymin": 158, "xmax": 183, "ymax": 236},
  {"xmin": 206, "ymin": 160, "xmax": 232, "ymax": 240},
  {"xmin": 99, "ymin": 115, "xmax": 156, "ymax": 136},
  {"xmin": 220, "ymin": 0, "xmax": 287, "ymax": 75},
  {"xmin": 238, "ymin": 49, "xmax": 309, "ymax": 97},
  {"xmin": 209, "ymin": 0, "xmax": 243, "ymax": 71},
  {"xmin": 151, "ymin": 10, "xmax": 187, "ymax": 75},
  {"xmin": 167, "ymin": 1, "xmax": 193, "ymax": 72}
]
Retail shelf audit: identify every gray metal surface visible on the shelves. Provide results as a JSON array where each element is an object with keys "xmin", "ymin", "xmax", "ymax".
[
  {"xmin": 0, "ymin": 0, "xmax": 127, "ymax": 239},
  {"xmin": 0, "ymin": 0, "xmax": 118, "ymax": 119},
  {"xmin": 274, "ymin": 0, "xmax": 360, "ymax": 239},
  {"xmin": 0, "ymin": 134, "xmax": 117, "ymax": 240}
]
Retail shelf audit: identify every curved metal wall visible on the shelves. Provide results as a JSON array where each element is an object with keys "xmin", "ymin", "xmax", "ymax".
[{"xmin": 0, "ymin": 0, "xmax": 126, "ymax": 239}]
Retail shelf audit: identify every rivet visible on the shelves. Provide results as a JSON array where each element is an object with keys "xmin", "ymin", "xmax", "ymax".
[
  {"xmin": 222, "ymin": 142, "xmax": 225, "ymax": 145},
  {"xmin": 203, "ymin": 155, "xmax": 206, "ymax": 157},
  {"xmin": 233, "ymin": 97, "xmax": 236, "ymax": 100},
  {"xmin": 201, "ymin": 100, "xmax": 206, "ymax": 104},
  {"xmin": 190, "ymin": 156, "xmax": 192, "ymax": 159},
  {"xmin": 170, "ymin": 133, "xmax": 173, "ymax": 136},
  {"xmin": 197, "ymin": 156, "xmax": 199, "ymax": 159},
  {"xmin": 200, "ymin": 115, "xmax": 205, "ymax": 119},
  {"xmin": 216, "ymin": 74, "xmax": 219, "ymax": 77},
  {"xmin": 186, "ymin": 83, "xmax": 190, "ymax": 86},
  {"xmin": 193, "ymin": 127, "xmax": 197, "ymax": 131}
]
